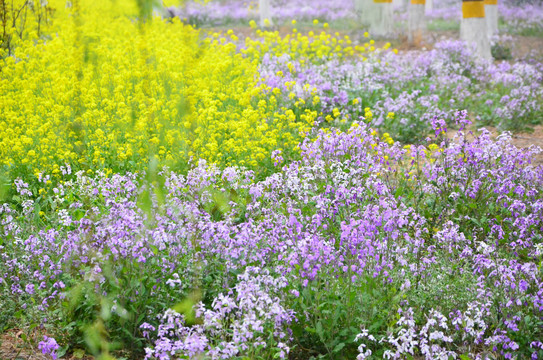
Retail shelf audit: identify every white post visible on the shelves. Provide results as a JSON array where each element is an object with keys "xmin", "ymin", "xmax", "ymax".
[
  {"xmin": 370, "ymin": 0, "xmax": 394, "ymax": 38},
  {"xmin": 408, "ymin": 0, "xmax": 426, "ymax": 44},
  {"xmin": 259, "ymin": 0, "xmax": 273, "ymax": 27},
  {"xmin": 425, "ymin": 0, "xmax": 433, "ymax": 15},
  {"xmin": 355, "ymin": 0, "xmax": 362, "ymax": 15},
  {"xmin": 484, "ymin": 0, "xmax": 498, "ymax": 37},
  {"xmin": 356, "ymin": 0, "xmax": 375, "ymax": 27},
  {"xmin": 354, "ymin": 0, "xmax": 363, "ymax": 23},
  {"xmin": 393, "ymin": 0, "xmax": 405, "ymax": 10},
  {"xmin": 460, "ymin": 0, "xmax": 491, "ymax": 60}
]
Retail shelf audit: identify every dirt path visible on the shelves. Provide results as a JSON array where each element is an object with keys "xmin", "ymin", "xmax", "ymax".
[{"xmin": 510, "ymin": 125, "xmax": 543, "ymax": 165}]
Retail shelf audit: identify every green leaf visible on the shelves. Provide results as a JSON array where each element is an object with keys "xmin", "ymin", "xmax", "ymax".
[
  {"xmin": 316, "ymin": 321, "xmax": 324, "ymax": 339},
  {"xmin": 57, "ymin": 345, "xmax": 69, "ymax": 358},
  {"xmin": 333, "ymin": 342, "xmax": 345, "ymax": 353}
]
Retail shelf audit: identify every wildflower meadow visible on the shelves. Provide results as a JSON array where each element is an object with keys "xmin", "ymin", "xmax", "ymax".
[{"xmin": 1, "ymin": 0, "xmax": 542, "ymax": 359}]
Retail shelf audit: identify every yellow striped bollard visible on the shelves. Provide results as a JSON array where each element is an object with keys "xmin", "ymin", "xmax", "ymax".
[{"xmin": 460, "ymin": 0, "xmax": 491, "ymax": 59}]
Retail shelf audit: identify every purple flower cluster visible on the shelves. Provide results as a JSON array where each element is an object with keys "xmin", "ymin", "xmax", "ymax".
[
  {"xmin": 143, "ymin": 267, "xmax": 294, "ymax": 359},
  {"xmin": 498, "ymin": 3, "xmax": 543, "ymax": 35},
  {"xmin": 2, "ymin": 120, "xmax": 542, "ymax": 358},
  {"xmin": 259, "ymin": 39, "xmax": 543, "ymax": 139},
  {"xmin": 38, "ymin": 336, "xmax": 59, "ymax": 359}
]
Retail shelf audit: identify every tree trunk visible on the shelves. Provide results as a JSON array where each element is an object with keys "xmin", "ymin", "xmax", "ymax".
[
  {"xmin": 259, "ymin": 0, "xmax": 273, "ymax": 27},
  {"xmin": 370, "ymin": 0, "xmax": 393, "ymax": 38},
  {"xmin": 408, "ymin": 0, "xmax": 426, "ymax": 44},
  {"xmin": 484, "ymin": 0, "xmax": 498, "ymax": 38},
  {"xmin": 425, "ymin": 0, "xmax": 433, "ymax": 14},
  {"xmin": 355, "ymin": 0, "xmax": 375, "ymax": 27},
  {"xmin": 393, "ymin": 0, "xmax": 405, "ymax": 10},
  {"xmin": 460, "ymin": 0, "xmax": 491, "ymax": 60}
]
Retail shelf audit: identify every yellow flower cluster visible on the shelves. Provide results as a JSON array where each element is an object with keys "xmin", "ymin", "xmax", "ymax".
[
  {"xmin": 241, "ymin": 26, "xmax": 373, "ymax": 62},
  {"xmin": 0, "ymin": 0, "xmax": 313, "ymax": 181},
  {"xmin": 364, "ymin": 107, "xmax": 373, "ymax": 121},
  {"xmin": 381, "ymin": 133, "xmax": 394, "ymax": 145}
]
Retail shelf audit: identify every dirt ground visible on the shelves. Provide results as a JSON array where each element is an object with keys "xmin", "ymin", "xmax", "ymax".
[
  {"xmin": 509, "ymin": 125, "xmax": 543, "ymax": 165},
  {"xmin": 0, "ymin": 330, "xmax": 92, "ymax": 360},
  {"xmin": 0, "ymin": 331, "xmax": 50, "ymax": 360}
]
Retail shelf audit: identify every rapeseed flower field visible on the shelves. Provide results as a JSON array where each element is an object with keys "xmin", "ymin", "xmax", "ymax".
[{"xmin": 2, "ymin": 0, "xmax": 363, "ymax": 188}]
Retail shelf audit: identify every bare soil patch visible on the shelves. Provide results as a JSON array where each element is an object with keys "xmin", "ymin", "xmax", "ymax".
[
  {"xmin": 0, "ymin": 331, "xmax": 49, "ymax": 360},
  {"xmin": 511, "ymin": 125, "xmax": 543, "ymax": 165},
  {"xmin": 0, "ymin": 330, "xmax": 92, "ymax": 360}
]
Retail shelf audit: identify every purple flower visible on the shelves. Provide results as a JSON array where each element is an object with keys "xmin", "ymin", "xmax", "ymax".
[
  {"xmin": 38, "ymin": 336, "xmax": 59, "ymax": 359},
  {"xmin": 25, "ymin": 284, "xmax": 35, "ymax": 295}
]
